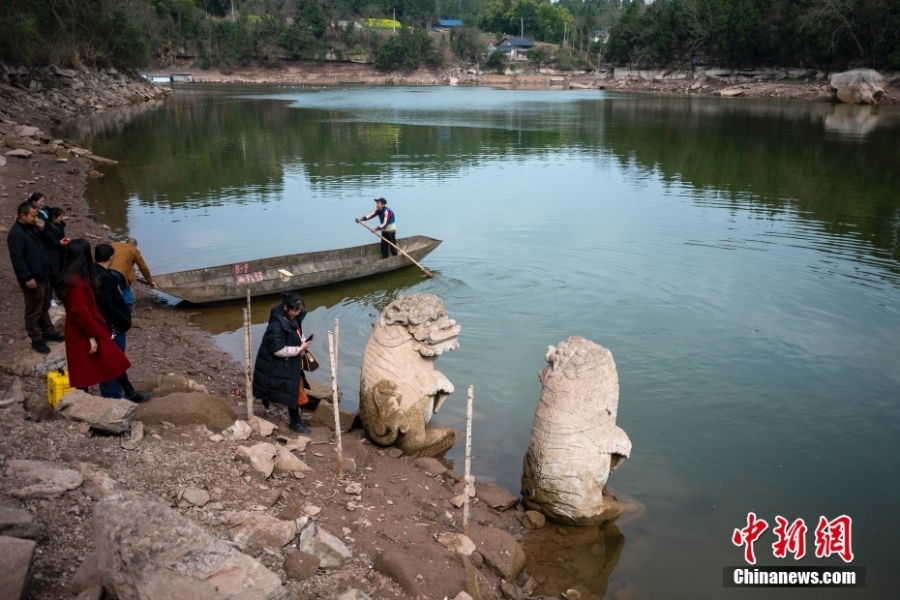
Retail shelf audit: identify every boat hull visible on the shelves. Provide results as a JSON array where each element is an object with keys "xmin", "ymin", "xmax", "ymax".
[{"xmin": 153, "ymin": 235, "xmax": 441, "ymax": 304}]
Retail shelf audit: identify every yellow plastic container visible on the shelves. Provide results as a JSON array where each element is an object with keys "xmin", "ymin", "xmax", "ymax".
[{"xmin": 47, "ymin": 369, "xmax": 74, "ymax": 408}]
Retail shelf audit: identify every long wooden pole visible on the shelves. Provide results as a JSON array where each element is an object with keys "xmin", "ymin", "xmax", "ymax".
[
  {"xmin": 328, "ymin": 331, "xmax": 344, "ymax": 478},
  {"xmin": 357, "ymin": 221, "xmax": 433, "ymax": 278},
  {"xmin": 243, "ymin": 299, "xmax": 254, "ymax": 422},
  {"xmin": 244, "ymin": 290, "xmax": 254, "ymax": 422},
  {"xmin": 463, "ymin": 385, "xmax": 473, "ymax": 537}
]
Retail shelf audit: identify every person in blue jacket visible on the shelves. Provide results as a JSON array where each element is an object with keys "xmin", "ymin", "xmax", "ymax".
[{"xmin": 356, "ymin": 197, "xmax": 397, "ymax": 258}]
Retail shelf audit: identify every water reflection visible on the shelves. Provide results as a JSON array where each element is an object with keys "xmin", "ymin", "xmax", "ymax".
[
  {"xmin": 187, "ymin": 265, "xmax": 427, "ymax": 334},
  {"xmin": 523, "ymin": 521, "xmax": 626, "ymax": 600},
  {"xmin": 76, "ymin": 88, "xmax": 900, "ymax": 276}
]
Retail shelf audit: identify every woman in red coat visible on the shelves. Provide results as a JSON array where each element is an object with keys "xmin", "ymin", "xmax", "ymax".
[{"xmin": 57, "ymin": 239, "xmax": 150, "ymax": 402}]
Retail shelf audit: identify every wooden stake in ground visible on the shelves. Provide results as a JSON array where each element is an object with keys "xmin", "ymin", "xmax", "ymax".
[
  {"xmin": 463, "ymin": 384, "xmax": 474, "ymax": 536},
  {"xmin": 328, "ymin": 330, "xmax": 344, "ymax": 478},
  {"xmin": 243, "ymin": 304, "xmax": 254, "ymax": 422},
  {"xmin": 334, "ymin": 318, "xmax": 339, "ymax": 379}
]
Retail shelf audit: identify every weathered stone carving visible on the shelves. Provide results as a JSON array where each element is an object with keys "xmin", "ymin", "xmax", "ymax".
[
  {"xmin": 358, "ymin": 294, "xmax": 459, "ymax": 457},
  {"xmin": 522, "ymin": 336, "xmax": 632, "ymax": 525},
  {"xmin": 830, "ymin": 69, "xmax": 888, "ymax": 105}
]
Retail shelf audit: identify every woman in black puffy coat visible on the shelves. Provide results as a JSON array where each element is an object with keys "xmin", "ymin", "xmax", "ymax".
[{"xmin": 252, "ymin": 291, "xmax": 313, "ymax": 433}]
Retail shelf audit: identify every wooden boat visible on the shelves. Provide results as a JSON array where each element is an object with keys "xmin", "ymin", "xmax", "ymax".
[{"xmin": 153, "ymin": 235, "xmax": 441, "ymax": 305}]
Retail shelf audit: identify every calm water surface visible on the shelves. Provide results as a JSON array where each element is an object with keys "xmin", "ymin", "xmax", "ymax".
[{"xmin": 73, "ymin": 85, "xmax": 900, "ymax": 599}]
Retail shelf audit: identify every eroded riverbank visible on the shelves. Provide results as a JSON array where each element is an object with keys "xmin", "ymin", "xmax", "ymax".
[{"xmin": 0, "ymin": 71, "xmax": 635, "ymax": 600}]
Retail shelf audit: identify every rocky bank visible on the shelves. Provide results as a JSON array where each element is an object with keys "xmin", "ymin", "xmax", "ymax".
[{"xmin": 0, "ymin": 66, "xmax": 636, "ymax": 600}]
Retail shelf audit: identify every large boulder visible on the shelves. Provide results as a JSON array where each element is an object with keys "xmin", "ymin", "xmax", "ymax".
[
  {"xmin": 0, "ymin": 535, "xmax": 36, "ymax": 600},
  {"xmin": 521, "ymin": 337, "xmax": 631, "ymax": 525},
  {"xmin": 358, "ymin": 294, "xmax": 461, "ymax": 457},
  {"xmin": 830, "ymin": 69, "xmax": 888, "ymax": 105},
  {"xmin": 468, "ymin": 525, "xmax": 525, "ymax": 582},
  {"xmin": 373, "ymin": 546, "xmax": 481, "ymax": 599},
  {"xmin": 93, "ymin": 492, "xmax": 296, "ymax": 600},
  {"xmin": 135, "ymin": 392, "xmax": 236, "ymax": 432},
  {"xmin": 296, "ymin": 522, "xmax": 352, "ymax": 568},
  {"xmin": 57, "ymin": 391, "xmax": 137, "ymax": 435}
]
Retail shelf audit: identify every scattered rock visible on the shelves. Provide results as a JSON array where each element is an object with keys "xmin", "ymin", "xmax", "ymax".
[
  {"xmin": 345, "ymin": 482, "xmax": 363, "ymax": 495},
  {"xmin": 296, "ymin": 522, "xmax": 352, "ymax": 568},
  {"xmin": 180, "ymin": 487, "xmax": 210, "ymax": 507},
  {"xmin": 273, "ymin": 445, "xmax": 312, "ymax": 475},
  {"xmin": 145, "ymin": 374, "xmax": 210, "ymax": 396},
  {"xmin": 523, "ymin": 510, "xmax": 546, "ymax": 529},
  {"xmin": 414, "ymin": 457, "xmax": 448, "ymax": 476},
  {"xmin": 0, "ymin": 501, "xmax": 39, "ymax": 539},
  {"xmin": 435, "ymin": 532, "xmax": 476, "ymax": 556},
  {"xmin": 77, "ymin": 462, "xmax": 121, "ymax": 500},
  {"xmin": 719, "ymin": 87, "xmax": 744, "ymax": 97},
  {"xmin": 57, "ymin": 390, "xmax": 136, "ymax": 435},
  {"xmin": 234, "ymin": 442, "xmax": 278, "ymax": 478},
  {"xmin": 449, "ymin": 495, "xmax": 466, "ymax": 508},
  {"xmin": 475, "ymin": 482, "xmax": 519, "ymax": 510},
  {"xmin": 283, "ymin": 550, "xmax": 320, "ymax": 581},
  {"xmin": 222, "ymin": 419, "xmax": 253, "ymax": 440},
  {"xmin": 468, "ymin": 525, "xmax": 526, "ymax": 581},
  {"xmin": 500, "ymin": 580, "xmax": 524, "ymax": 600},
  {"xmin": 387, "ymin": 448, "xmax": 403, "ymax": 458},
  {"xmin": 120, "ymin": 420, "xmax": 144, "ymax": 450},
  {"xmin": 231, "ymin": 514, "xmax": 299, "ymax": 550},
  {"xmin": 94, "ymin": 492, "xmax": 296, "ymax": 599},
  {"xmin": 134, "ymin": 392, "xmax": 236, "ymax": 432},
  {"xmin": 258, "ymin": 488, "xmax": 282, "ymax": 509},
  {"xmin": 302, "ymin": 505, "xmax": 322, "ymax": 517},
  {"xmin": 0, "ymin": 535, "xmax": 36, "ymax": 600},
  {"xmin": 4, "ymin": 460, "xmax": 83, "ymax": 499},
  {"xmin": 336, "ymin": 590, "xmax": 372, "ymax": 600},
  {"xmin": 5, "ymin": 149, "xmax": 33, "ymax": 158},
  {"xmin": 254, "ymin": 418, "xmax": 277, "ymax": 437}
]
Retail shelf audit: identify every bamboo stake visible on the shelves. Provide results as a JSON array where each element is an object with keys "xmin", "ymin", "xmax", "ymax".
[
  {"xmin": 463, "ymin": 385, "xmax": 474, "ymax": 537},
  {"xmin": 334, "ymin": 318, "xmax": 339, "ymax": 382},
  {"xmin": 243, "ymin": 305, "xmax": 254, "ymax": 423},
  {"xmin": 357, "ymin": 221, "xmax": 434, "ymax": 277},
  {"xmin": 328, "ymin": 331, "xmax": 344, "ymax": 478}
]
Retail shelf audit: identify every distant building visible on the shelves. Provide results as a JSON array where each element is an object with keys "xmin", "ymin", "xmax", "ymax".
[
  {"xmin": 490, "ymin": 36, "xmax": 535, "ymax": 60},
  {"xmin": 592, "ymin": 29, "xmax": 610, "ymax": 43},
  {"xmin": 437, "ymin": 19, "xmax": 463, "ymax": 28}
]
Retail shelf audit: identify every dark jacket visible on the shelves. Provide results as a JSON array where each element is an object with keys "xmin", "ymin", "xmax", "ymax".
[
  {"xmin": 252, "ymin": 305, "xmax": 309, "ymax": 408},
  {"xmin": 41, "ymin": 219, "xmax": 66, "ymax": 277},
  {"xmin": 7, "ymin": 221, "xmax": 51, "ymax": 283},
  {"xmin": 96, "ymin": 265, "xmax": 132, "ymax": 333}
]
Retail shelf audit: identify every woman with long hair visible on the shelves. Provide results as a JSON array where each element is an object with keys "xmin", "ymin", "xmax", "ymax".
[
  {"xmin": 56, "ymin": 239, "xmax": 150, "ymax": 402},
  {"xmin": 253, "ymin": 291, "xmax": 314, "ymax": 433}
]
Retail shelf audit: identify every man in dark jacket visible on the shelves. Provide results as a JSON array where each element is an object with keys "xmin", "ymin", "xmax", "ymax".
[
  {"xmin": 94, "ymin": 244, "xmax": 137, "ymax": 399},
  {"xmin": 7, "ymin": 202, "xmax": 64, "ymax": 353}
]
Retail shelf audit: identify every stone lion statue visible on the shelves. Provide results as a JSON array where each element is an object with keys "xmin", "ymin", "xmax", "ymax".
[
  {"xmin": 521, "ymin": 336, "xmax": 632, "ymax": 525},
  {"xmin": 358, "ymin": 293, "xmax": 460, "ymax": 457}
]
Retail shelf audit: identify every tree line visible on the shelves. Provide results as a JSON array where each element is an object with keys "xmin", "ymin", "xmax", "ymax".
[{"xmin": 1, "ymin": 0, "xmax": 897, "ymax": 72}]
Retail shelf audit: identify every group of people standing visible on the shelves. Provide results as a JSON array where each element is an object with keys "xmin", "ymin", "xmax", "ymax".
[
  {"xmin": 7, "ymin": 194, "xmax": 401, "ymax": 428},
  {"xmin": 6, "ymin": 193, "xmax": 156, "ymax": 402}
]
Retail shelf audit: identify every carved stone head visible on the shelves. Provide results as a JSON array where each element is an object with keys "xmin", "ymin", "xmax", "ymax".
[{"xmin": 374, "ymin": 293, "xmax": 460, "ymax": 357}]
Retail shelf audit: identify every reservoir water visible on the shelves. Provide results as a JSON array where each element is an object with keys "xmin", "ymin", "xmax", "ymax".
[{"xmin": 73, "ymin": 85, "xmax": 900, "ymax": 599}]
